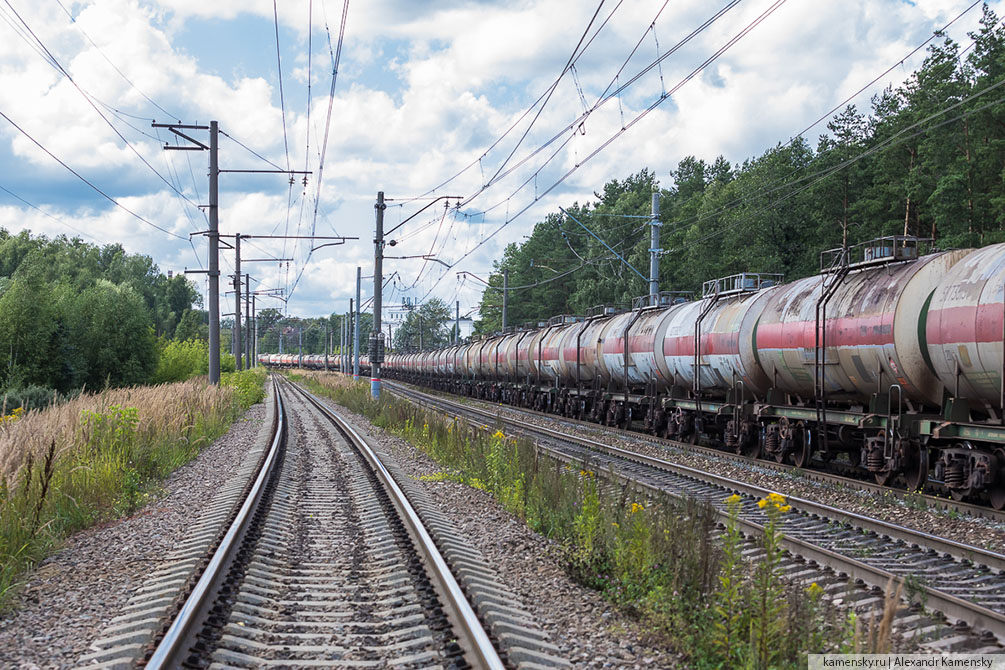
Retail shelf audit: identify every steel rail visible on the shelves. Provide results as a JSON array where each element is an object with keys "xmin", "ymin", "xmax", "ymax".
[
  {"xmin": 282, "ymin": 379, "xmax": 506, "ymax": 670},
  {"xmin": 146, "ymin": 378, "xmax": 286, "ymax": 669},
  {"xmin": 392, "ymin": 381, "xmax": 1005, "ymax": 522},
  {"xmin": 387, "ymin": 382, "xmax": 1005, "ymax": 642}
]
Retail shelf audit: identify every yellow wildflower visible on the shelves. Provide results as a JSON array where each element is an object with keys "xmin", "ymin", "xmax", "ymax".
[
  {"xmin": 767, "ymin": 492, "xmax": 786, "ymax": 504},
  {"xmin": 493, "ymin": 430, "xmax": 505, "ymax": 439},
  {"xmin": 612, "ymin": 522, "xmax": 619, "ymax": 528},
  {"xmin": 631, "ymin": 502, "xmax": 645, "ymax": 514},
  {"xmin": 757, "ymin": 499, "xmax": 768, "ymax": 509},
  {"xmin": 725, "ymin": 493, "xmax": 742, "ymax": 505},
  {"xmin": 779, "ymin": 504, "xmax": 792, "ymax": 513},
  {"xmin": 807, "ymin": 582, "xmax": 824, "ymax": 598}
]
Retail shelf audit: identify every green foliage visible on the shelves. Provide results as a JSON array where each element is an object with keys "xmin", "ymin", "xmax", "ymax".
[
  {"xmin": 0, "ymin": 229, "xmax": 203, "ymax": 397},
  {"xmin": 221, "ymin": 368, "xmax": 267, "ymax": 410},
  {"xmin": 392, "ymin": 298, "xmax": 452, "ymax": 351},
  {"xmin": 153, "ymin": 339, "xmax": 210, "ymax": 384}
]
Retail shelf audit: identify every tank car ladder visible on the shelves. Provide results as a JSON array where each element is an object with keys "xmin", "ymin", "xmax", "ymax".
[{"xmin": 815, "ymin": 249, "xmax": 850, "ymax": 457}]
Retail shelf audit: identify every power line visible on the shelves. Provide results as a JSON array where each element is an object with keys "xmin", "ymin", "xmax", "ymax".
[
  {"xmin": 273, "ymin": 0, "xmax": 292, "ymax": 172},
  {"xmin": 0, "ymin": 109, "xmax": 186, "ymax": 240},
  {"xmin": 417, "ymin": 0, "xmax": 785, "ymax": 299},
  {"xmin": 2, "ymin": 1, "xmax": 204, "ymax": 221},
  {"xmin": 53, "ymin": 0, "xmax": 178, "ymax": 119},
  {"xmin": 485, "ymin": 0, "xmax": 608, "ymax": 185},
  {"xmin": 0, "ymin": 183, "xmax": 101, "ymax": 242}
]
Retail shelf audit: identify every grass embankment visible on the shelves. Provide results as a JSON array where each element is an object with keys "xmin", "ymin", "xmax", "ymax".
[
  {"xmin": 295, "ymin": 372, "xmax": 904, "ymax": 668},
  {"xmin": 0, "ymin": 368, "xmax": 266, "ymax": 606}
]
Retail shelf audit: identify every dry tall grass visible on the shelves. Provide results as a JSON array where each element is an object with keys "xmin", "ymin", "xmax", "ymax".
[
  {"xmin": 0, "ymin": 373, "xmax": 262, "ymax": 607},
  {"xmin": 0, "ymin": 380, "xmax": 232, "ymax": 483}
]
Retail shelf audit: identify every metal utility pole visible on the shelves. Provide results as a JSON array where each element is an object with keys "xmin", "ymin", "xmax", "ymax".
[
  {"xmin": 251, "ymin": 293, "xmax": 257, "ymax": 365},
  {"xmin": 244, "ymin": 273, "xmax": 251, "ymax": 366},
  {"xmin": 455, "ymin": 301, "xmax": 460, "ymax": 344},
  {"xmin": 418, "ymin": 313, "xmax": 423, "ymax": 351},
  {"xmin": 349, "ymin": 299, "xmax": 354, "ymax": 378},
  {"xmin": 339, "ymin": 316, "xmax": 345, "ymax": 374},
  {"xmin": 372, "ymin": 191, "xmax": 385, "ymax": 398},
  {"xmin": 502, "ymin": 268, "xmax": 509, "ymax": 332},
  {"xmin": 207, "ymin": 122, "xmax": 221, "ymax": 383},
  {"xmin": 649, "ymin": 190, "xmax": 661, "ymax": 302},
  {"xmin": 298, "ymin": 325, "xmax": 303, "ymax": 367},
  {"xmin": 233, "ymin": 234, "xmax": 242, "ymax": 371},
  {"xmin": 354, "ymin": 267, "xmax": 361, "ymax": 381}
]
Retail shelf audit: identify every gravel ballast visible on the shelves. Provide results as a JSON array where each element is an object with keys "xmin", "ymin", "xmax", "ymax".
[
  {"xmin": 0, "ymin": 401, "xmax": 267, "ymax": 669},
  {"xmin": 324, "ymin": 395, "xmax": 682, "ymax": 669}
]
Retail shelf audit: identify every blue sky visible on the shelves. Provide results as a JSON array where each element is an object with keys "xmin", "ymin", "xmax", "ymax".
[{"xmin": 0, "ymin": 0, "xmax": 1000, "ymax": 319}]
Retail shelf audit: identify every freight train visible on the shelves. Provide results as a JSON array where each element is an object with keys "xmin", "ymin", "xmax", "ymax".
[
  {"xmin": 382, "ymin": 236, "xmax": 1005, "ymax": 510},
  {"xmin": 257, "ymin": 353, "xmax": 370, "ymax": 370}
]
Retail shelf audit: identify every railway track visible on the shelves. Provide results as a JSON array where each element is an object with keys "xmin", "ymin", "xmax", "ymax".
[
  {"xmin": 79, "ymin": 377, "xmax": 569, "ymax": 669},
  {"xmin": 405, "ymin": 382, "xmax": 1005, "ymax": 523},
  {"xmin": 386, "ymin": 380, "xmax": 1005, "ymax": 651}
]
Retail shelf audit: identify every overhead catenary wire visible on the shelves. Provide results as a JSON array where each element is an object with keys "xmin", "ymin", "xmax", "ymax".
[
  {"xmin": 273, "ymin": 0, "xmax": 292, "ymax": 173},
  {"xmin": 0, "ymin": 109, "xmax": 186, "ymax": 240},
  {"xmin": 414, "ymin": 0, "xmax": 628, "ymax": 201},
  {"xmin": 409, "ymin": 0, "xmax": 787, "ymax": 304},
  {"xmin": 53, "ymin": 0, "xmax": 178, "ymax": 120},
  {"xmin": 0, "ymin": 183, "xmax": 101, "ymax": 242}
]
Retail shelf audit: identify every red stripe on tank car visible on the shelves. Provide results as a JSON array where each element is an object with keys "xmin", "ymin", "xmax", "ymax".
[
  {"xmin": 540, "ymin": 346, "xmax": 559, "ymax": 360},
  {"xmin": 755, "ymin": 315, "xmax": 894, "ymax": 350},
  {"xmin": 662, "ymin": 333, "xmax": 740, "ymax": 357},
  {"xmin": 926, "ymin": 303, "xmax": 1004, "ymax": 345}
]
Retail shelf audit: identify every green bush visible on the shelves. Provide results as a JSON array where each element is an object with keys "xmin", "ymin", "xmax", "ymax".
[
  {"xmin": 221, "ymin": 368, "xmax": 267, "ymax": 410},
  {"xmin": 152, "ymin": 339, "xmax": 208, "ymax": 384}
]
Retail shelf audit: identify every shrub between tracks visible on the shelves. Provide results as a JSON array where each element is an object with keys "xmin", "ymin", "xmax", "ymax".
[
  {"xmin": 0, "ymin": 368, "xmax": 266, "ymax": 607},
  {"xmin": 297, "ymin": 374, "xmax": 881, "ymax": 667}
]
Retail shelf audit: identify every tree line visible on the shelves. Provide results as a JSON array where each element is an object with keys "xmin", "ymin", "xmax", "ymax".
[
  {"xmin": 474, "ymin": 7, "xmax": 1005, "ymax": 334},
  {"xmin": 0, "ymin": 229, "xmax": 204, "ymax": 406}
]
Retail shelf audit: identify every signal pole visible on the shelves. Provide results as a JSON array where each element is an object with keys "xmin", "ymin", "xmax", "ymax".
[
  {"xmin": 354, "ymin": 266, "xmax": 361, "ymax": 381},
  {"xmin": 244, "ymin": 274, "xmax": 251, "ymax": 365}
]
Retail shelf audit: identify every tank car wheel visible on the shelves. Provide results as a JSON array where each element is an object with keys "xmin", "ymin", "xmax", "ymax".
[
  {"xmin": 873, "ymin": 468, "xmax": 892, "ymax": 487},
  {"xmin": 903, "ymin": 441, "xmax": 929, "ymax": 492},
  {"xmin": 686, "ymin": 415, "xmax": 700, "ymax": 445},
  {"xmin": 990, "ymin": 448, "xmax": 1005, "ymax": 511},
  {"xmin": 791, "ymin": 422, "xmax": 811, "ymax": 468}
]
